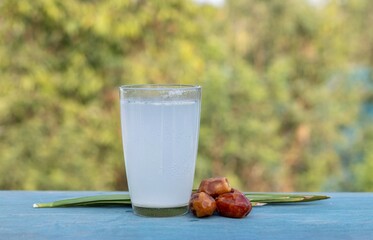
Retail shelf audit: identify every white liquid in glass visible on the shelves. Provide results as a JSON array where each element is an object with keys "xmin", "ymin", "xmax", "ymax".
[{"xmin": 121, "ymin": 100, "xmax": 201, "ymax": 208}]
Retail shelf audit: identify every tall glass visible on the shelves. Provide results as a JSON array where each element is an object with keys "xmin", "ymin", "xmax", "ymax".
[{"xmin": 119, "ymin": 84, "xmax": 202, "ymax": 217}]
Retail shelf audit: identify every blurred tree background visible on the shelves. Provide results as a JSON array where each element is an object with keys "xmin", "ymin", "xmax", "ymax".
[{"xmin": 0, "ymin": 0, "xmax": 372, "ymax": 191}]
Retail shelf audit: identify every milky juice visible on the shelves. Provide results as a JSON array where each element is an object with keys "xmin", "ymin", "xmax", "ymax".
[{"xmin": 121, "ymin": 99, "xmax": 201, "ymax": 208}]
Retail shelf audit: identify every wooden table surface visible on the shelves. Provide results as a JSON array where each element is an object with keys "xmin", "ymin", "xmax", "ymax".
[{"xmin": 0, "ymin": 191, "xmax": 372, "ymax": 240}]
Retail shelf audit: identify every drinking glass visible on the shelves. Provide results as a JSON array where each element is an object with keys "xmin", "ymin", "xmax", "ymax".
[{"xmin": 119, "ymin": 84, "xmax": 202, "ymax": 217}]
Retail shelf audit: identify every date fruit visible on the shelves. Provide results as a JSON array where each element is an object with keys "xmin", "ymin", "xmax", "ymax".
[
  {"xmin": 189, "ymin": 192, "xmax": 217, "ymax": 218},
  {"xmin": 216, "ymin": 189, "xmax": 252, "ymax": 218},
  {"xmin": 197, "ymin": 177, "xmax": 232, "ymax": 198}
]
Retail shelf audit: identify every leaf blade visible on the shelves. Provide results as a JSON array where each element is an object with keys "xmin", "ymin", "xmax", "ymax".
[{"xmin": 33, "ymin": 193, "xmax": 330, "ymax": 208}]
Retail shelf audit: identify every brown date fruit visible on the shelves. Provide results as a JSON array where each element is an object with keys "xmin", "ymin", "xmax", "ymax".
[
  {"xmin": 197, "ymin": 177, "xmax": 232, "ymax": 198},
  {"xmin": 189, "ymin": 192, "xmax": 217, "ymax": 218},
  {"xmin": 216, "ymin": 189, "xmax": 252, "ymax": 218}
]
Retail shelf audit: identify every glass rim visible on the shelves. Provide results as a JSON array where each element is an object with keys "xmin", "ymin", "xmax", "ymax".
[{"xmin": 119, "ymin": 84, "xmax": 201, "ymax": 91}]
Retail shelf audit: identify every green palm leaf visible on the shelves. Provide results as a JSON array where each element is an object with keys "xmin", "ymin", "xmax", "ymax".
[{"xmin": 33, "ymin": 193, "xmax": 329, "ymax": 208}]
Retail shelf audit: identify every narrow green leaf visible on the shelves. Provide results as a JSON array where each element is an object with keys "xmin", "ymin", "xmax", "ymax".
[
  {"xmin": 33, "ymin": 194, "xmax": 131, "ymax": 208},
  {"xmin": 33, "ymin": 193, "xmax": 330, "ymax": 208},
  {"xmin": 245, "ymin": 193, "xmax": 330, "ymax": 203}
]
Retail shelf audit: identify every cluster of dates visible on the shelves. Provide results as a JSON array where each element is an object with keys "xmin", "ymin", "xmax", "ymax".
[{"xmin": 189, "ymin": 177, "xmax": 252, "ymax": 218}]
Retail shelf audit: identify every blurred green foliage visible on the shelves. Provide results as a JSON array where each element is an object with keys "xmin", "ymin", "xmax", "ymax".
[{"xmin": 0, "ymin": 0, "xmax": 372, "ymax": 191}]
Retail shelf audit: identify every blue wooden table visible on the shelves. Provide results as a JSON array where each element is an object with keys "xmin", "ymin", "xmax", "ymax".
[{"xmin": 0, "ymin": 191, "xmax": 372, "ymax": 239}]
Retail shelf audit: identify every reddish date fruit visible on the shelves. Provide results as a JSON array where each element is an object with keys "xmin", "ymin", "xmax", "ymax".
[
  {"xmin": 189, "ymin": 192, "xmax": 217, "ymax": 218},
  {"xmin": 197, "ymin": 177, "xmax": 232, "ymax": 198},
  {"xmin": 216, "ymin": 189, "xmax": 252, "ymax": 218}
]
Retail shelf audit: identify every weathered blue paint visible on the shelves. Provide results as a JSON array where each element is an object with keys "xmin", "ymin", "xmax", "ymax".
[{"xmin": 0, "ymin": 191, "xmax": 372, "ymax": 240}]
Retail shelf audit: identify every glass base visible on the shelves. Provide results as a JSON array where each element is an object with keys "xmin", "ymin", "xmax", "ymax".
[{"xmin": 132, "ymin": 205, "xmax": 188, "ymax": 217}]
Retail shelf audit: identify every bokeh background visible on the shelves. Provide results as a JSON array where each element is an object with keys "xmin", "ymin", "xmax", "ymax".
[{"xmin": 1, "ymin": 0, "xmax": 372, "ymax": 192}]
